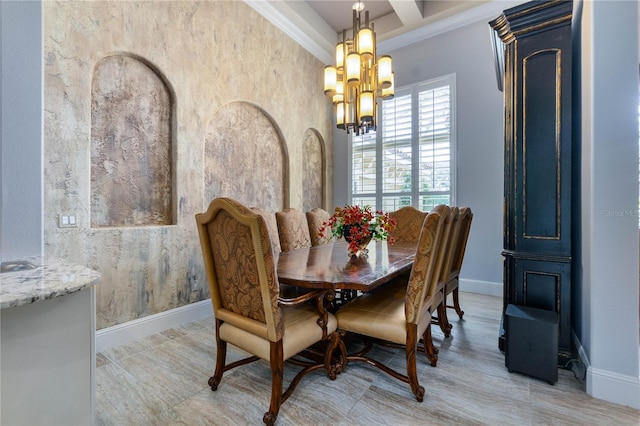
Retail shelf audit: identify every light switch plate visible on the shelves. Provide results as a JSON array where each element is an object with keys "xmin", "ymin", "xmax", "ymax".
[{"xmin": 59, "ymin": 214, "xmax": 78, "ymax": 228}]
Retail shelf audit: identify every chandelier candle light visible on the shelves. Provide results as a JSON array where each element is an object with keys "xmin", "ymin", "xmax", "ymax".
[{"xmin": 323, "ymin": 1, "xmax": 394, "ymax": 134}]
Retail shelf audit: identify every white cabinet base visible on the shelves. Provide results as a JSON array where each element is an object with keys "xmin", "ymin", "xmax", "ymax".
[{"xmin": 1, "ymin": 287, "xmax": 95, "ymax": 425}]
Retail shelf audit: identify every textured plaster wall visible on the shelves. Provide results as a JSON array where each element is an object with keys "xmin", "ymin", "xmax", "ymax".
[
  {"xmin": 43, "ymin": 1, "xmax": 333, "ymax": 329},
  {"xmin": 205, "ymin": 102, "xmax": 287, "ymax": 212},
  {"xmin": 302, "ymin": 129, "xmax": 325, "ymax": 212}
]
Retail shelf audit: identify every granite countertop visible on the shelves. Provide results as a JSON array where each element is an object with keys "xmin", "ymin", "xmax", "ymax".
[{"xmin": 0, "ymin": 257, "xmax": 101, "ymax": 309}]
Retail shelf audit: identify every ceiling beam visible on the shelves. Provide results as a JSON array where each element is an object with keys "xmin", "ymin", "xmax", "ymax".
[
  {"xmin": 388, "ymin": 0, "xmax": 424, "ymax": 27},
  {"xmin": 378, "ymin": 0, "xmax": 525, "ymax": 53}
]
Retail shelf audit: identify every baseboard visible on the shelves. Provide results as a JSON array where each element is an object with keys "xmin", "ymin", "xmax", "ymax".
[
  {"xmin": 574, "ymin": 331, "xmax": 640, "ymax": 409},
  {"xmin": 459, "ymin": 278, "xmax": 502, "ymax": 297},
  {"xmin": 586, "ymin": 365, "xmax": 640, "ymax": 410},
  {"xmin": 569, "ymin": 330, "xmax": 588, "ymax": 384},
  {"xmin": 95, "ymin": 299, "xmax": 213, "ymax": 353},
  {"xmin": 573, "ymin": 331, "xmax": 589, "ymax": 368}
]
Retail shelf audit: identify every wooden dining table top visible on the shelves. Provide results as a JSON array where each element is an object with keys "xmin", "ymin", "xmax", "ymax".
[{"xmin": 276, "ymin": 240, "xmax": 416, "ymax": 292}]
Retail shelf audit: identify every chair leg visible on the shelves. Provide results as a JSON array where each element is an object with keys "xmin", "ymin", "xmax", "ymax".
[
  {"xmin": 436, "ymin": 301, "xmax": 453, "ymax": 337},
  {"xmin": 405, "ymin": 325, "xmax": 425, "ymax": 402},
  {"xmin": 324, "ymin": 331, "xmax": 347, "ymax": 380},
  {"xmin": 422, "ymin": 322, "xmax": 438, "ymax": 367},
  {"xmin": 208, "ymin": 320, "xmax": 227, "ymax": 391},
  {"xmin": 452, "ymin": 288, "xmax": 464, "ymax": 319},
  {"xmin": 263, "ymin": 341, "xmax": 284, "ymax": 426}
]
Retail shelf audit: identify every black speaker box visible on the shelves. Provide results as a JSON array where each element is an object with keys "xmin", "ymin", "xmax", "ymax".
[{"xmin": 505, "ymin": 304, "xmax": 558, "ymax": 384}]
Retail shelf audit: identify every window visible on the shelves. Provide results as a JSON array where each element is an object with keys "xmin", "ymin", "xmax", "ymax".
[{"xmin": 350, "ymin": 74, "xmax": 456, "ymax": 212}]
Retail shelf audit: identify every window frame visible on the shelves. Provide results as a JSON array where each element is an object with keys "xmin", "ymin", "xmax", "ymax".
[{"xmin": 347, "ymin": 74, "xmax": 457, "ymax": 211}]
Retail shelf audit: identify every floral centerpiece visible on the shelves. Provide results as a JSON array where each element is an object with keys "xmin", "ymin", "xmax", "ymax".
[{"xmin": 319, "ymin": 205, "xmax": 397, "ymax": 257}]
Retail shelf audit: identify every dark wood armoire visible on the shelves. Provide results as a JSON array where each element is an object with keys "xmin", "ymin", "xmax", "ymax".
[{"xmin": 490, "ymin": 0, "xmax": 576, "ymax": 364}]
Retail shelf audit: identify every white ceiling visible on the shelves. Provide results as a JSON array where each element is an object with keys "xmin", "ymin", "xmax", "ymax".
[
  {"xmin": 306, "ymin": 0, "xmax": 397, "ymax": 33},
  {"xmin": 245, "ymin": 0, "xmax": 526, "ymax": 64}
]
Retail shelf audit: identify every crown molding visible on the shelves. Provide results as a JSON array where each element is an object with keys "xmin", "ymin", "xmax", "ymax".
[
  {"xmin": 244, "ymin": 0, "xmax": 334, "ymax": 64},
  {"xmin": 378, "ymin": 0, "xmax": 526, "ymax": 54},
  {"xmin": 245, "ymin": 0, "xmax": 526, "ymax": 63}
]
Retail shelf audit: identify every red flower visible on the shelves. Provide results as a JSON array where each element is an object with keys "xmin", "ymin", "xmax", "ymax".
[{"xmin": 318, "ymin": 205, "xmax": 397, "ymax": 254}]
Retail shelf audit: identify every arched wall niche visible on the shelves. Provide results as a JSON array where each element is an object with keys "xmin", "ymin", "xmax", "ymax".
[
  {"xmin": 302, "ymin": 128, "xmax": 326, "ymax": 212},
  {"xmin": 90, "ymin": 53, "xmax": 176, "ymax": 227},
  {"xmin": 204, "ymin": 101, "xmax": 289, "ymax": 212}
]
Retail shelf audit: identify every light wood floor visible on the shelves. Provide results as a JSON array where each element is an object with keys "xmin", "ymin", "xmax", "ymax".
[{"xmin": 96, "ymin": 292, "xmax": 639, "ymax": 425}]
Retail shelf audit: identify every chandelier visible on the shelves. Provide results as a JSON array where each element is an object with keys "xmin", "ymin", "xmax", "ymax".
[{"xmin": 323, "ymin": 1, "xmax": 394, "ymax": 134}]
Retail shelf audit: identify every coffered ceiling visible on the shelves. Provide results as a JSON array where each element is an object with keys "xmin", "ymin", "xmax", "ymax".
[{"xmin": 245, "ymin": 0, "xmax": 526, "ymax": 64}]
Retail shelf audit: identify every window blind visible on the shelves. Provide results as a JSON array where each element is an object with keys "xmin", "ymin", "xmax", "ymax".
[
  {"xmin": 419, "ymin": 85, "xmax": 451, "ymax": 197},
  {"xmin": 350, "ymin": 75, "xmax": 455, "ymax": 212},
  {"xmin": 351, "ymin": 130, "xmax": 377, "ymax": 197}
]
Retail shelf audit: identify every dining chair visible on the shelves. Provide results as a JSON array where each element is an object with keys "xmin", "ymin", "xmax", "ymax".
[
  {"xmin": 252, "ymin": 207, "xmax": 314, "ymax": 299},
  {"xmin": 385, "ymin": 206, "xmax": 428, "ymax": 296},
  {"xmin": 335, "ymin": 206, "xmax": 449, "ymax": 401},
  {"xmin": 431, "ymin": 205, "xmax": 460, "ymax": 337},
  {"xmin": 306, "ymin": 207, "xmax": 332, "ymax": 247},
  {"xmin": 381, "ymin": 205, "xmax": 456, "ymax": 338},
  {"xmin": 445, "ymin": 207, "xmax": 473, "ymax": 319},
  {"xmin": 251, "ymin": 207, "xmax": 281, "ymax": 253},
  {"xmin": 276, "ymin": 208, "xmax": 312, "ymax": 251},
  {"xmin": 195, "ymin": 198, "xmax": 341, "ymax": 425},
  {"xmin": 389, "ymin": 205, "xmax": 428, "ymax": 243}
]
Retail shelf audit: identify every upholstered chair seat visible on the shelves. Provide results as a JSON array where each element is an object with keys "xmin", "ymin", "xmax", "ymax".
[
  {"xmin": 337, "ymin": 286, "xmax": 443, "ymax": 347},
  {"xmin": 220, "ymin": 303, "xmax": 337, "ymax": 361}
]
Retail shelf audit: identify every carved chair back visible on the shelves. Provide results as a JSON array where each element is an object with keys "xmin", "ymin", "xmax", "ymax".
[
  {"xmin": 276, "ymin": 208, "xmax": 312, "ymax": 252},
  {"xmin": 251, "ymin": 207, "xmax": 282, "ymax": 254},
  {"xmin": 404, "ymin": 206, "xmax": 449, "ymax": 326},
  {"xmin": 306, "ymin": 208, "xmax": 332, "ymax": 247},
  {"xmin": 389, "ymin": 205, "xmax": 428, "ymax": 244},
  {"xmin": 452, "ymin": 207, "xmax": 473, "ymax": 275},
  {"xmin": 197, "ymin": 197, "xmax": 282, "ymax": 342}
]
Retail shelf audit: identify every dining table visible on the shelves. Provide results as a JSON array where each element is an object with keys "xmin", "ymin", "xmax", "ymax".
[
  {"xmin": 276, "ymin": 240, "xmax": 416, "ymax": 293},
  {"xmin": 275, "ymin": 239, "xmax": 418, "ymax": 379}
]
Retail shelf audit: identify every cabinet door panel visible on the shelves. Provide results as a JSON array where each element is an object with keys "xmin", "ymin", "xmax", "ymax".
[
  {"xmin": 513, "ymin": 26, "xmax": 573, "ymax": 256},
  {"xmin": 523, "ymin": 50, "xmax": 560, "ymax": 240},
  {"xmin": 513, "ymin": 258, "xmax": 571, "ymax": 353}
]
